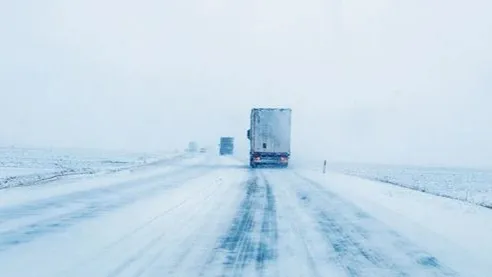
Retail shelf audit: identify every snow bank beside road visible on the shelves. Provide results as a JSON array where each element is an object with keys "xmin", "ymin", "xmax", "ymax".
[
  {"xmin": 0, "ymin": 168, "xmax": 53, "ymax": 179},
  {"xmin": 0, "ymin": 147, "xmax": 183, "ymax": 190},
  {"xmin": 327, "ymin": 164, "xmax": 492, "ymax": 209},
  {"xmin": 0, "ymin": 153, "xmax": 204, "ymax": 208},
  {"xmin": 297, "ymin": 170, "xmax": 492, "ymax": 277}
]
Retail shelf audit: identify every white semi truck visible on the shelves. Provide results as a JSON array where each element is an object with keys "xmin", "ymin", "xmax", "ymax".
[{"xmin": 247, "ymin": 108, "xmax": 292, "ymax": 168}]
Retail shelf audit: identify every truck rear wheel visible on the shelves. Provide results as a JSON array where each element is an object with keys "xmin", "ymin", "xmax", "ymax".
[{"xmin": 250, "ymin": 160, "xmax": 256, "ymax": 168}]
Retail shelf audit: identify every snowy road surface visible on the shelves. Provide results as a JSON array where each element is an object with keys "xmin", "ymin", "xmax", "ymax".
[{"xmin": 0, "ymin": 155, "xmax": 490, "ymax": 277}]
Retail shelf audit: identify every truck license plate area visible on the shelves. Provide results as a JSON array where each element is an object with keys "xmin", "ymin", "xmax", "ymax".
[{"xmin": 257, "ymin": 157, "xmax": 279, "ymax": 163}]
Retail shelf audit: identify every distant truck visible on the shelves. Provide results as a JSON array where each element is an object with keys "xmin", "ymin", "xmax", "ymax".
[
  {"xmin": 219, "ymin": 137, "xmax": 234, "ymax": 155},
  {"xmin": 247, "ymin": 108, "xmax": 292, "ymax": 168},
  {"xmin": 187, "ymin": 141, "xmax": 198, "ymax": 153}
]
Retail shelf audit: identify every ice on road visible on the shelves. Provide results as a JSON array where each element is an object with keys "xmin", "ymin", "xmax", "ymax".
[{"xmin": 0, "ymin": 155, "xmax": 489, "ymax": 277}]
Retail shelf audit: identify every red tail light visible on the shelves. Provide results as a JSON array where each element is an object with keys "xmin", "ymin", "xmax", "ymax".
[
  {"xmin": 254, "ymin": 156, "xmax": 261, "ymax": 161},
  {"xmin": 280, "ymin": 156, "xmax": 288, "ymax": 162}
]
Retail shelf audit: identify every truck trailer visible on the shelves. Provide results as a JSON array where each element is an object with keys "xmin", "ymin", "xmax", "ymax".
[
  {"xmin": 247, "ymin": 108, "xmax": 292, "ymax": 168},
  {"xmin": 219, "ymin": 137, "xmax": 234, "ymax": 155}
]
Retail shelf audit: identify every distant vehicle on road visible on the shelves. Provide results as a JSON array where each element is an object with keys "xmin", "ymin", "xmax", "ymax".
[
  {"xmin": 187, "ymin": 141, "xmax": 198, "ymax": 153},
  {"xmin": 199, "ymin": 148, "xmax": 207, "ymax": 153},
  {"xmin": 247, "ymin": 108, "xmax": 291, "ymax": 168},
  {"xmin": 219, "ymin": 137, "xmax": 234, "ymax": 155}
]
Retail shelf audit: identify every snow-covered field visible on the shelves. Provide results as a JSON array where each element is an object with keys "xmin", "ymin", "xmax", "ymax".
[
  {"xmin": 325, "ymin": 163, "xmax": 492, "ymax": 208},
  {"xmin": 0, "ymin": 147, "xmax": 182, "ymax": 189}
]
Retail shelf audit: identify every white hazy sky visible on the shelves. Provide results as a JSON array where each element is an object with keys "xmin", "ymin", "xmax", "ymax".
[{"xmin": 1, "ymin": 0, "xmax": 491, "ymax": 166}]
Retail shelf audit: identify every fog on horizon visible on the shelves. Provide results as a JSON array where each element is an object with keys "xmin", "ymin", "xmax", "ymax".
[{"xmin": 1, "ymin": 0, "xmax": 491, "ymax": 167}]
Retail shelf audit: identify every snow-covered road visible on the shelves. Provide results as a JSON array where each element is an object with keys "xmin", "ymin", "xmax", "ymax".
[{"xmin": 0, "ymin": 155, "xmax": 490, "ymax": 277}]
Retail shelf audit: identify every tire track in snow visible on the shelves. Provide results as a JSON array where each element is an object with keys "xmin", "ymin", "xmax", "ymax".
[
  {"xmin": 271, "ymin": 172, "xmax": 325, "ymax": 277},
  {"xmin": 57, "ymin": 197, "xmax": 192, "ymax": 277},
  {"xmin": 53, "ymin": 171, "xmax": 230, "ymax": 277},
  {"xmin": 293, "ymin": 172, "xmax": 460, "ymax": 277},
  {"xmin": 105, "ymin": 182, "xmax": 222, "ymax": 277},
  {"xmin": 315, "ymin": 208, "xmax": 406, "ymax": 277},
  {"xmin": 203, "ymin": 171, "xmax": 279, "ymax": 277},
  {"xmin": 220, "ymin": 173, "xmax": 258, "ymax": 276},
  {"xmin": 255, "ymin": 178, "xmax": 278, "ymax": 275},
  {"xmin": 133, "ymin": 174, "xmax": 240, "ymax": 277}
]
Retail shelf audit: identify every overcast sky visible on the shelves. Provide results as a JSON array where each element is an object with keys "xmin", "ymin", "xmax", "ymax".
[{"xmin": 1, "ymin": 0, "xmax": 491, "ymax": 166}]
